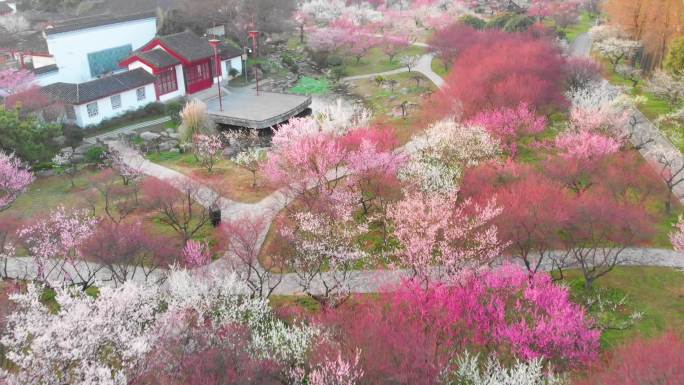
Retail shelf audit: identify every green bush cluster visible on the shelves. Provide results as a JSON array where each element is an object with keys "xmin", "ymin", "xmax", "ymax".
[{"xmin": 0, "ymin": 106, "xmax": 62, "ymax": 163}]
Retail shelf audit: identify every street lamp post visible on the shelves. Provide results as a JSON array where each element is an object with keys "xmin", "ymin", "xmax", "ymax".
[
  {"xmin": 248, "ymin": 30, "xmax": 259, "ymax": 96},
  {"xmin": 242, "ymin": 46, "xmax": 249, "ymax": 85},
  {"xmin": 208, "ymin": 38, "xmax": 223, "ymax": 112}
]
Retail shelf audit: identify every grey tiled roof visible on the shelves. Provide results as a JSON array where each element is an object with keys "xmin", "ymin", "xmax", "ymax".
[
  {"xmin": 219, "ymin": 44, "xmax": 242, "ymax": 60},
  {"xmin": 45, "ymin": 11, "xmax": 156, "ymax": 36},
  {"xmin": 42, "ymin": 68, "xmax": 155, "ymax": 105},
  {"xmin": 34, "ymin": 64, "xmax": 58, "ymax": 75},
  {"xmin": 158, "ymin": 31, "xmax": 213, "ymax": 63},
  {"xmin": 137, "ymin": 49, "xmax": 180, "ymax": 68}
]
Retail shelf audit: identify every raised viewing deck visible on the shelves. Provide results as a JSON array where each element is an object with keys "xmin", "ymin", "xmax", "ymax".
[{"xmin": 204, "ymin": 87, "xmax": 312, "ymax": 129}]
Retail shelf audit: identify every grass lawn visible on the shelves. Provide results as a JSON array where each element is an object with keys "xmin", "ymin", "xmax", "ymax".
[
  {"xmin": 564, "ymin": 11, "xmax": 597, "ymax": 43},
  {"xmin": 431, "ymin": 57, "xmax": 449, "ymax": 78},
  {"xmin": 0, "ymin": 169, "xmax": 217, "ymax": 262},
  {"xmin": 342, "ymin": 45, "xmax": 426, "ymax": 77},
  {"xmin": 146, "ymin": 151, "xmax": 275, "ymax": 204},
  {"xmin": 290, "ymin": 76, "xmax": 330, "ymax": 95},
  {"xmin": 347, "ymin": 71, "xmax": 436, "ymax": 118},
  {"xmin": 562, "ymin": 266, "xmax": 684, "ymax": 349}
]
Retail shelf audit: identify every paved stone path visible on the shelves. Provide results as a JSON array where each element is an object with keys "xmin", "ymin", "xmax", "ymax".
[
  {"xmin": 342, "ymin": 52, "xmax": 445, "ymax": 88},
  {"xmin": 3, "ymin": 247, "xmax": 682, "ymax": 294},
  {"xmin": 571, "ymin": 33, "xmax": 684, "ymax": 206}
]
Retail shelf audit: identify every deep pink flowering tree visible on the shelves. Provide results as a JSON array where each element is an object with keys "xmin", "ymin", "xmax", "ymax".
[
  {"xmin": 468, "ymin": 103, "xmax": 547, "ymax": 156},
  {"xmin": 395, "ymin": 265, "xmax": 600, "ymax": 369},
  {"xmin": 388, "ymin": 191, "xmax": 504, "ymax": 282},
  {"xmin": 0, "ymin": 151, "xmax": 34, "ymax": 211},
  {"xmin": 182, "ymin": 239, "xmax": 211, "ymax": 268}
]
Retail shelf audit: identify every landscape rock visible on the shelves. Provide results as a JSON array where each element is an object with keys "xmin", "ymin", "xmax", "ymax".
[{"xmin": 140, "ymin": 132, "xmax": 161, "ymax": 141}]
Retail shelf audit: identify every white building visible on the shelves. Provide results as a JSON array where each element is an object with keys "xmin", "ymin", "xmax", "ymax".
[
  {"xmin": 38, "ymin": 12, "xmax": 157, "ymax": 85},
  {"xmin": 35, "ymin": 15, "xmax": 242, "ymax": 128},
  {"xmin": 41, "ymin": 68, "xmax": 156, "ymax": 127}
]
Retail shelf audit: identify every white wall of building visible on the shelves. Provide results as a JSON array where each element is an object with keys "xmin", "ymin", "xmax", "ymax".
[
  {"xmin": 210, "ymin": 57, "xmax": 244, "ymax": 84},
  {"xmin": 217, "ymin": 57, "xmax": 243, "ymax": 81},
  {"xmin": 45, "ymin": 17, "xmax": 157, "ymax": 84},
  {"xmin": 32, "ymin": 55, "xmax": 56, "ymax": 69},
  {"xmin": 205, "ymin": 25, "xmax": 226, "ymax": 37},
  {"xmin": 73, "ymin": 83, "xmax": 156, "ymax": 127}
]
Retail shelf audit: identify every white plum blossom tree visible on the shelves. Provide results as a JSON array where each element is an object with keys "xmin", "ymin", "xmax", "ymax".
[
  {"xmin": 0, "ymin": 270, "xmax": 319, "ymax": 385},
  {"xmin": 444, "ymin": 353, "xmax": 563, "ymax": 385},
  {"xmin": 399, "ymin": 119, "xmax": 499, "ymax": 194}
]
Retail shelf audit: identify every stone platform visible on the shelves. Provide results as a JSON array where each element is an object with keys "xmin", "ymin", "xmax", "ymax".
[{"xmin": 203, "ymin": 87, "xmax": 311, "ymax": 129}]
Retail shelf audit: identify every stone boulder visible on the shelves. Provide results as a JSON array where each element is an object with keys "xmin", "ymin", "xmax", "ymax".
[{"xmin": 140, "ymin": 132, "xmax": 161, "ymax": 142}]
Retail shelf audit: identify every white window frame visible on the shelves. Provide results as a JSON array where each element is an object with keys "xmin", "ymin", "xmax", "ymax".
[
  {"xmin": 86, "ymin": 102, "xmax": 99, "ymax": 117},
  {"xmin": 136, "ymin": 87, "xmax": 146, "ymax": 101},
  {"xmin": 111, "ymin": 94, "xmax": 122, "ymax": 110}
]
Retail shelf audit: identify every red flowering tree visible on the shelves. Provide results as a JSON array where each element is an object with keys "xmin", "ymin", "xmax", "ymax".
[
  {"xmin": 575, "ymin": 332, "xmax": 684, "ymax": 385},
  {"xmin": 80, "ymin": 220, "xmax": 176, "ymax": 285},
  {"xmin": 557, "ymin": 191, "xmax": 655, "ymax": 287},
  {"xmin": 317, "ymin": 265, "xmax": 599, "ymax": 385},
  {"xmin": 433, "ymin": 33, "xmax": 567, "ymax": 118}
]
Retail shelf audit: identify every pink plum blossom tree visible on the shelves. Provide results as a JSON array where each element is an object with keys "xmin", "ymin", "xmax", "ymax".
[
  {"xmin": 670, "ymin": 217, "xmax": 684, "ymax": 252},
  {"xmin": 380, "ymin": 34, "xmax": 411, "ymax": 63},
  {"xmin": 388, "ymin": 191, "xmax": 504, "ymax": 283},
  {"xmin": 0, "ymin": 151, "xmax": 33, "ymax": 211},
  {"xmin": 555, "ymin": 131, "xmax": 621, "ymax": 161},
  {"xmin": 18, "ymin": 206, "xmax": 99, "ymax": 289},
  {"xmin": 221, "ymin": 213, "xmax": 283, "ymax": 298},
  {"xmin": 193, "ymin": 133, "xmax": 224, "ymax": 173}
]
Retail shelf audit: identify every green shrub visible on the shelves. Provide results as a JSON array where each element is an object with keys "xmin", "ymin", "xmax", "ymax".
[
  {"xmin": 330, "ymin": 66, "xmax": 347, "ymax": 80},
  {"xmin": 63, "ymin": 125, "xmax": 84, "ymax": 148},
  {"xmin": 85, "ymin": 146, "xmax": 106, "ymax": 164},
  {"xmin": 503, "ymin": 15, "xmax": 535, "ymax": 32},
  {"xmin": 327, "ymin": 55, "xmax": 343, "ymax": 67},
  {"xmin": 459, "ymin": 15, "xmax": 486, "ymax": 30},
  {"xmin": 165, "ymin": 99, "xmax": 186, "ymax": 126},
  {"xmin": 0, "ymin": 107, "xmax": 62, "ymax": 163},
  {"xmin": 229, "ymin": 68, "xmax": 240, "ymax": 77},
  {"xmin": 486, "ymin": 13, "xmax": 515, "ymax": 29},
  {"xmin": 282, "ymin": 53, "xmax": 296, "ymax": 67}
]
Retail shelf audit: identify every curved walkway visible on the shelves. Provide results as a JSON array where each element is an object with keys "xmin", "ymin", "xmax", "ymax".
[
  {"xmin": 571, "ymin": 32, "xmax": 684, "ymax": 206},
  {"xmin": 2, "ymin": 248, "xmax": 682, "ymax": 294},
  {"xmin": 341, "ymin": 52, "xmax": 445, "ymax": 88}
]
